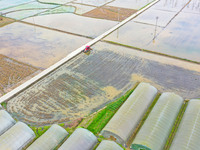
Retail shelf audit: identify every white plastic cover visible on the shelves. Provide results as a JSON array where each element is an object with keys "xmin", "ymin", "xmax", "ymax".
[
  {"xmin": 170, "ymin": 99, "xmax": 200, "ymax": 150},
  {"xmin": 101, "ymin": 82, "xmax": 157, "ymax": 146},
  {"xmin": 27, "ymin": 124, "xmax": 68, "ymax": 150},
  {"xmin": 132, "ymin": 92, "xmax": 183, "ymax": 150},
  {"xmin": 0, "ymin": 110, "xmax": 16, "ymax": 136},
  {"xmin": 96, "ymin": 140, "xmax": 123, "ymax": 150},
  {"xmin": 58, "ymin": 128, "xmax": 97, "ymax": 150},
  {"xmin": 0, "ymin": 122, "xmax": 35, "ymax": 150}
]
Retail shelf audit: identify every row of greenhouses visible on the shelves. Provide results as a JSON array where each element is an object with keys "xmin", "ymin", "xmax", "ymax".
[
  {"xmin": 101, "ymin": 82, "xmax": 158, "ymax": 146},
  {"xmin": 0, "ymin": 82, "xmax": 200, "ymax": 150}
]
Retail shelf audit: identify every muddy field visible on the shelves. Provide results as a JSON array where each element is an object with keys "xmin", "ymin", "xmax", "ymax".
[
  {"xmin": 0, "ymin": 54, "xmax": 40, "ymax": 96},
  {"xmin": 7, "ymin": 42, "xmax": 200, "ymax": 126},
  {"xmin": 0, "ymin": 16, "xmax": 15, "ymax": 27},
  {"xmin": 83, "ymin": 6, "xmax": 137, "ymax": 21}
]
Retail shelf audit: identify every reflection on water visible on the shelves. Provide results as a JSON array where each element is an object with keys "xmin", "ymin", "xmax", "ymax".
[
  {"xmin": 23, "ymin": 13, "xmax": 118, "ymax": 38},
  {"xmin": 0, "ymin": 0, "xmax": 33, "ymax": 10},
  {"xmin": 73, "ymin": 0, "xmax": 113, "ymax": 7},
  {"xmin": 7, "ymin": 42, "xmax": 200, "ymax": 125},
  {"xmin": 0, "ymin": 22, "xmax": 90, "ymax": 68},
  {"xmin": 104, "ymin": 21, "xmax": 163, "ymax": 48},
  {"xmin": 104, "ymin": 0, "xmax": 200, "ymax": 62},
  {"xmin": 108, "ymin": 0, "xmax": 153, "ymax": 9},
  {"xmin": 146, "ymin": 12, "xmax": 200, "ymax": 62}
]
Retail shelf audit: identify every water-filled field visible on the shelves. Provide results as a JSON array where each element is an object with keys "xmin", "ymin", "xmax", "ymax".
[
  {"xmin": 7, "ymin": 42, "xmax": 200, "ymax": 126},
  {"xmin": 107, "ymin": 0, "xmax": 154, "ymax": 9},
  {"xmin": 0, "ymin": 22, "xmax": 90, "ymax": 68},
  {"xmin": 23, "ymin": 13, "xmax": 118, "ymax": 38},
  {"xmin": 104, "ymin": 0, "xmax": 200, "ymax": 62}
]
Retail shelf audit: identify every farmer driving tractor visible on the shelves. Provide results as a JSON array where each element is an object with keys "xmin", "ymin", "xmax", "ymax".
[{"xmin": 83, "ymin": 45, "xmax": 92, "ymax": 53}]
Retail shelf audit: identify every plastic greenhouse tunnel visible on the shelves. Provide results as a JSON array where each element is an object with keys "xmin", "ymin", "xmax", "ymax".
[
  {"xmin": 27, "ymin": 124, "xmax": 68, "ymax": 150},
  {"xmin": 0, "ymin": 122, "xmax": 35, "ymax": 150},
  {"xmin": 101, "ymin": 82, "xmax": 157, "ymax": 146},
  {"xmin": 170, "ymin": 99, "xmax": 200, "ymax": 150},
  {"xmin": 0, "ymin": 110, "xmax": 16, "ymax": 136},
  {"xmin": 131, "ymin": 92, "xmax": 183, "ymax": 150},
  {"xmin": 58, "ymin": 128, "xmax": 98, "ymax": 150},
  {"xmin": 96, "ymin": 140, "xmax": 123, "ymax": 150}
]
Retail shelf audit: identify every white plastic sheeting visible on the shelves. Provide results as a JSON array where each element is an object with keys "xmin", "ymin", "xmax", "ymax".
[
  {"xmin": 101, "ymin": 82, "xmax": 157, "ymax": 146},
  {"xmin": 0, "ymin": 110, "xmax": 16, "ymax": 136},
  {"xmin": 27, "ymin": 124, "xmax": 68, "ymax": 150},
  {"xmin": 132, "ymin": 92, "xmax": 183, "ymax": 150},
  {"xmin": 58, "ymin": 128, "xmax": 97, "ymax": 150},
  {"xmin": 170, "ymin": 99, "xmax": 200, "ymax": 150},
  {"xmin": 96, "ymin": 140, "xmax": 123, "ymax": 150},
  {"xmin": 0, "ymin": 122, "xmax": 35, "ymax": 150}
]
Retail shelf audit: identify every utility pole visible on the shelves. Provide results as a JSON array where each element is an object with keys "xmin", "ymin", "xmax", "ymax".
[{"xmin": 153, "ymin": 16, "xmax": 159, "ymax": 43}]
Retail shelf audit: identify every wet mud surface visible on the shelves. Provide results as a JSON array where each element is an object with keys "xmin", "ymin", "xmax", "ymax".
[
  {"xmin": 7, "ymin": 42, "xmax": 200, "ymax": 126},
  {"xmin": 0, "ymin": 54, "xmax": 40, "ymax": 96},
  {"xmin": 83, "ymin": 6, "xmax": 137, "ymax": 21}
]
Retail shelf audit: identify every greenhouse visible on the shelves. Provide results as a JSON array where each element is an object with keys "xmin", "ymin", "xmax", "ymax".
[
  {"xmin": 27, "ymin": 124, "xmax": 68, "ymax": 150},
  {"xmin": 101, "ymin": 82, "xmax": 157, "ymax": 146},
  {"xmin": 58, "ymin": 128, "xmax": 97, "ymax": 150},
  {"xmin": 170, "ymin": 99, "xmax": 200, "ymax": 150},
  {"xmin": 96, "ymin": 140, "xmax": 123, "ymax": 150},
  {"xmin": 0, "ymin": 122, "xmax": 35, "ymax": 150},
  {"xmin": 0, "ymin": 110, "xmax": 16, "ymax": 136},
  {"xmin": 131, "ymin": 92, "xmax": 184, "ymax": 150},
  {"xmin": 0, "ymin": 104, "xmax": 2, "ymax": 109}
]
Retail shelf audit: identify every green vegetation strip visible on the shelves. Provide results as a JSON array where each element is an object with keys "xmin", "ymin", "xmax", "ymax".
[
  {"xmin": 104, "ymin": 40, "xmax": 200, "ymax": 65},
  {"xmin": 127, "ymin": 93, "xmax": 161, "ymax": 147},
  {"xmin": 1, "ymin": 102, "xmax": 7, "ymax": 109},
  {"xmin": 80, "ymin": 83, "xmax": 139, "ymax": 135},
  {"xmin": 164, "ymin": 100, "xmax": 189, "ymax": 150}
]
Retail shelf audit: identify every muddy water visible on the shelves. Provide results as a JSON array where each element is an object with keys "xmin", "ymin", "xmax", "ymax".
[
  {"xmin": 23, "ymin": 13, "xmax": 118, "ymax": 38},
  {"xmin": 107, "ymin": 0, "xmax": 154, "ymax": 9},
  {"xmin": 7, "ymin": 42, "xmax": 200, "ymax": 126},
  {"xmin": 0, "ymin": 54, "xmax": 39, "ymax": 96},
  {"xmin": 0, "ymin": 22, "xmax": 90, "ymax": 68}
]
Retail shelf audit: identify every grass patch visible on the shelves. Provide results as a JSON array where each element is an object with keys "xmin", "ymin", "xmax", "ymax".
[
  {"xmin": 29, "ymin": 125, "xmax": 51, "ymax": 139},
  {"xmin": 164, "ymin": 100, "xmax": 189, "ymax": 150},
  {"xmin": 80, "ymin": 83, "xmax": 139, "ymax": 135},
  {"xmin": 1, "ymin": 102, "xmax": 7, "ymax": 109}
]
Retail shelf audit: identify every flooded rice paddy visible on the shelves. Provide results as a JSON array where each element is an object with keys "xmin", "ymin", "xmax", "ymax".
[
  {"xmin": 107, "ymin": 0, "xmax": 154, "ymax": 9},
  {"xmin": 23, "ymin": 13, "xmax": 118, "ymax": 38},
  {"xmin": 73, "ymin": 0, "xmax": 113, "ymax": 7},
  {"xmin": 0, "ymin": 0, "xmax": 34, "ymax": 10},
  {"xmin": 0, "ymin": 22, "xmax": 90, "ymax": 68},
  {"xmin": 7, "ymin": 42, "xmax": 200, "ymax": 126},
  {"xmin": 104, "ymin": 0, "xmax": 200, "ymax": 62}
]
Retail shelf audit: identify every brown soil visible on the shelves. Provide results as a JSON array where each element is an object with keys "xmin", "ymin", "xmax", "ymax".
[
  {"xmin": 83, "ymin": 6, "xmax": 137, "ymax": 21},
  {"xmin": 0, "ymin": 16, "xmax": 15, "ymax": 27},
  {"xmin": 0, "ymin": 54, "xmax": 40, "ymax": 96}
]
